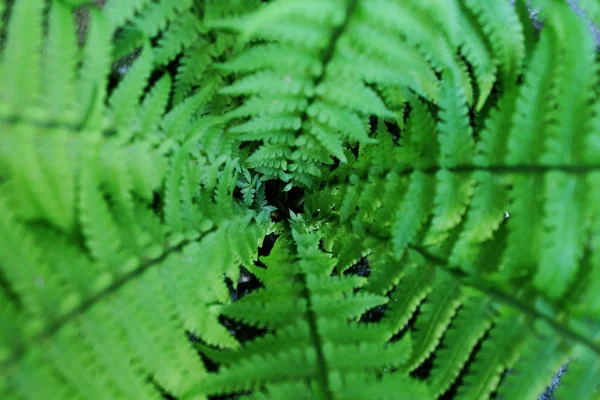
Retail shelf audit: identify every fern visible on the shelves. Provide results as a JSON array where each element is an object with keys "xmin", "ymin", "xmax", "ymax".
[
  {"xmin": 1, "ymin": 0, "xmax": 600, "ymax": 399},
  {"xmin": 189, "ymin": 224, "xmax": 429, "ymax": 398},
  {"xmin": 0, "ymin": 2, "xmax": 268, "ymax": 399}
]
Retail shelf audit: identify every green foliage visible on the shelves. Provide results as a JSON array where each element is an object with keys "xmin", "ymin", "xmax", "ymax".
[
  {"xmin": 0, "ymin": 0, "xmax": 599, "ymax": 399},
  {"xmin": 190, "ymin": 225, "xmax": 429, "ymax": 398}
]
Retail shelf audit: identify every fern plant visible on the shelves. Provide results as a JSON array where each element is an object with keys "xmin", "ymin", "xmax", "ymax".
[{"xmin": 0, "ymin": 0, "xmax": 599, "ymax": 399}]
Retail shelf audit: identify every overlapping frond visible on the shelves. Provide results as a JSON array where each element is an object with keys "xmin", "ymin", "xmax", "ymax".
[
  {"xmin": 305, "ymin": 1, "xmax": 600, "ymax": 398},
  {"xmin": 191, "ymin": 225, "xmax": 429, "ymax": 399},
  {"xmin": 215, "ymin": 0, "xmax": 477, "ymax": 187},
  {"xmin": 0, "ymin": 2, "xmax": 269, "ymax": 399}
]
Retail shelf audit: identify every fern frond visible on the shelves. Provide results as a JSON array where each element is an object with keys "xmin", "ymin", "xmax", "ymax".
[
  {"xmin": 219, "ymin": 0, "xmax": 470, "ymax": 186},
  {"xmin": 172, "ymin": 40, "xmax": 211, "ymax": 104},
  {"xmin": 533, "ymin": 4, "xmax": 598, "ymax": 299},
  {"xmin": 109, "ymin": 46, "xmax": 154, "ymax": 131},
  {"xmin": 380, "ymin": 263, "xmax": 434, "ymax": 331},
  {"xmin": 436, "ymin": 77, "xmax": 475, "ymax": 169},
  {"xmin": 154, "ymin": 13, "xmax": 202, "ymax": 66},
  {"xmin": 136, "ymin": 74, "xmax": 172, "ymax": 139},
  {"xmin": 192, "ymin": 228, "xmax": 424, "ymax": 398}
]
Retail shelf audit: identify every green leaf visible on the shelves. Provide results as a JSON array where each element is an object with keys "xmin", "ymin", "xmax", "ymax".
[
  {"xmin": 391, "ymin": 171, "xmax": 434, "ymax": 260},
  {"xmin": 404, "ymin": 274, "xmax": 464, "ymax": 372},
  {"xmin": 429, "ymin": 296, "xmax": 492, "ymax": 396},
  {"xmin": 381, "ymin": 264, "xmax": 434, "ymax": 332},
  {"xmin": 42, "ymin": 1, "xmax": 79, "ymax": 118},
  {"xmin": 463, "ymin": 0, "xmax": 525, "ymax": 86},
  {"xmin": 0, "ymin": 0, "xmax": 45, "ymax": 108},
  {"xmin": 456, "ymin": 313, "xmax": 527, "ymax": 400},
  {"xmin": 136, "ymin": 74, "xmax": 172, "ymax": 138},
  {"xmin": 109, "ymin": 46, "xmax": 154, "ymax": 131}
]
